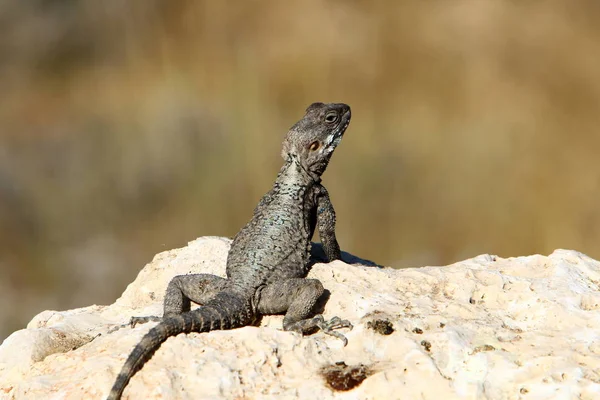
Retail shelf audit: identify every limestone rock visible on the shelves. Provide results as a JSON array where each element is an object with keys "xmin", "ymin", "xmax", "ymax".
[{"xmin": 1, "ymin": 237, "xmax": 600, "ymax": 399}]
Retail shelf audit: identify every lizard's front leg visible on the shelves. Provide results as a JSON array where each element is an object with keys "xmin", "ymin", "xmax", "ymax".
[
  {"xmin": 316, "ymin": 185, "xmax": 342, "ymax": 262},
  {"xmin": 129, "ymin": 273, "xmax": 227, "ymax": 327},
  {"xmin": 257, "ymin": 278, "xmax": 352, "ymax": 345}
]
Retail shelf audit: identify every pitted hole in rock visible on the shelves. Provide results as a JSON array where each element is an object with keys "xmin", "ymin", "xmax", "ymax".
[
  {"xmin": 471, "ymin": 344, "xmax": 496, "ymax": 355},
  {"xmin": 321, "ymin": 361, "xmax": 373, "ymax": 391},
  {"xmin": 421, "ymin": 340, "xmax": 432, "ymax": 352},
  {"xmin": 366, "ymin": 319, "xmax": 394, "ymax": 335}
]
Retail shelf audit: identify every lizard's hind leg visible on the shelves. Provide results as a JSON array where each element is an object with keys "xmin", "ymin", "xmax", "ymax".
[
  {"xmin": 257, "ymin": 278, "xmax": 352, "ymax": 345},
  {"xmin": 130, "ymin": 274, "xmax": 227, "ymax": 327}
]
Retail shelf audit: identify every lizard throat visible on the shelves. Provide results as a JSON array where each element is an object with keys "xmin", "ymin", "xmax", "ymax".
[{"xmin": 278, "ymin": 155, "xmax": 322, "ymax": 185}]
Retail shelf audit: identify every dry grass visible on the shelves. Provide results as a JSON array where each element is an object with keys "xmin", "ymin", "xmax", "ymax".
[{"xmin": 0, "ymin": 0, "xmax": 599, "ymax": 339}]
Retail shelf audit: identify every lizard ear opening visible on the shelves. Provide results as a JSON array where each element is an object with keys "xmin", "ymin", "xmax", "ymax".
[{"xmin": 309, "ymin": 141, "xmax": 321, "ymax": 151}]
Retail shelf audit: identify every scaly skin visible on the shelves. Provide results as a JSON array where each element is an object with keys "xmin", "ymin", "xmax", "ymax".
[{"xmin": 107, "ymin": 102, "xmax": 352, "ymax": 400}]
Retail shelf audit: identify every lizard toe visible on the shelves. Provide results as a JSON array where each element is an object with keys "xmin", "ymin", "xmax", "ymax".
[
  {"xmin": 129, "ymin": 315, "xmax": 161, "ymax": 328},
  {"xmin": 316, "ymin": 316, "xmax": 352, "ymax": 346},
  {"xmin": 322, "ymin": 316, "xmax": 353, "ymax": 330},
  {"xmin": 107, "ymin": 323, "xmax": 129, "ymax": 334}
]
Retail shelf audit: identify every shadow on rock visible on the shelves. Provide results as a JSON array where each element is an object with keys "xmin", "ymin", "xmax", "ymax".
[{"xmin": 310, "ymin": 243, "xmax": 384, "ymax": 268}]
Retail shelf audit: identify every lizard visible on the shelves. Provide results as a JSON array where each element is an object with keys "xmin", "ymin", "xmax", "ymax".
[{"xmin": 107, "ymin": 102, "xmax": 353, "ymax": 400}]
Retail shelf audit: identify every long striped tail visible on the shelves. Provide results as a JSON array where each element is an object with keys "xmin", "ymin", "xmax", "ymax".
[{"xmin": 107, "ymin": 291, "xmax": 253, "ymax": 400}]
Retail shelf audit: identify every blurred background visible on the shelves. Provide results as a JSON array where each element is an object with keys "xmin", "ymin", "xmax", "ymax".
[{"xmin": 1, "ymin": 0, "xmax": 599, "ymax": 341}]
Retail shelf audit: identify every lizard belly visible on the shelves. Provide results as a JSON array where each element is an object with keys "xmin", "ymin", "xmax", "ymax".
[{"xmin": 227, "ymin": 206, "xmax": 311, "ymax": 283}]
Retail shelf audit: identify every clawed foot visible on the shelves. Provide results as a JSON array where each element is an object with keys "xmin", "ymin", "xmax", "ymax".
[
  {"xmin": 286, "ymin": 315, "xmax": 353, "ymax": 346},
  {"xmin": 106, "ymin": 315, "xmax": 162, "ymax": 334},
  {"xmin": 316, "ymin": 315, "xmax": 353, "ymax": 346},
  {"xmin": 107, "ymin": 323, "xmax": 129, "ymax": 334},
  {"xmin": 129, "ymin": 315, "xmax": 161, "ymax": 328}
]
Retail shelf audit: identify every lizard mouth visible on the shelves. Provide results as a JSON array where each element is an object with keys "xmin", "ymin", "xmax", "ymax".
[
  {"xmin": 340, "ymin": 109, "xmax": 351, "ymax": 133},
  {"xmin": 338, "ymin": 109, "xmax": 351, "ymax": 136}
]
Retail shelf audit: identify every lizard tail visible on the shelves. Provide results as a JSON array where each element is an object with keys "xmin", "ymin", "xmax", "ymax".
[{"xmin": 107, "ymin": 291, "xmax": 253, "ymax": 400}]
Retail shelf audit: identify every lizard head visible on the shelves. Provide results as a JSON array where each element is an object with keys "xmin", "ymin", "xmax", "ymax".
[{"xmin": 282, "ymin": 102, "xmax": 351, "ymax": 178}]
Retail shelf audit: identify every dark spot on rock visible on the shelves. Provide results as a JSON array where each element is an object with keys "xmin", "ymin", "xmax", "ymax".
[
  {"xmin": 273, "ymin": 348, "xmax": 282, "ymax": 368},
  {"xmin": 321, "ymin": 362, "xmax": 373, "ymax": 391},
  {"xmin": 469, "ymin": 297, "xmax": 476, "ymax": 304},
  {"xmin": 1, "ymin": 386, "xmax": 14, "ymax": 394},
  {"xmin": 412, "ymin": 327, "xmax": 423, "ymax": 334},
  {"xmin": 520, "ymin": 387, "xmax": 529, "ymax": 394},
  {"xmin": 471, "ymin": 344, "xmax": 496, "ymax": 354},
  {"xmin": 439, "ymin": 322, "xmax": 446, "ymax": 328},
  {"xmin": 367, "ymin": 319, "xmax": 394, "ymax": 335},
  {"xmin": 149, "ymin": 292, "xmax": 156, "ymax": 300},
  {"xmin": 502, "ymin": 323, "xmax": 523, "ymax": 334},
  {"xmin": 421, "ymin": 340, "xmax": 432, "ymax": 352}
]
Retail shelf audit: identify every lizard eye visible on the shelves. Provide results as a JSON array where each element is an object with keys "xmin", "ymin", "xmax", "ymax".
[
  {"xmin": 325, "ymin": 112, "xmax": 338, "ymax": 123},
  {"xmin": 309, "ymin": 141, "xmax": 321, "ymax": 151}
]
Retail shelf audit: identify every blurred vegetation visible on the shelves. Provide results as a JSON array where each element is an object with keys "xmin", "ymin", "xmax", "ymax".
[{"xmin": 1, "ymin": 0, "xmax": 599, "ymax": 340}]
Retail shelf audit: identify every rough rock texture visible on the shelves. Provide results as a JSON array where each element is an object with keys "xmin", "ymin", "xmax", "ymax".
[{"xmin": 1, "ymin": 236, "xmax": 600, "ymax": 399}]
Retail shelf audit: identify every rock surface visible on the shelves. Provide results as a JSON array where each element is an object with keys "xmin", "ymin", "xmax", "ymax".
[{"xmin": 1, "ymin": 237, "xmax": 600, "ymax": 399}]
